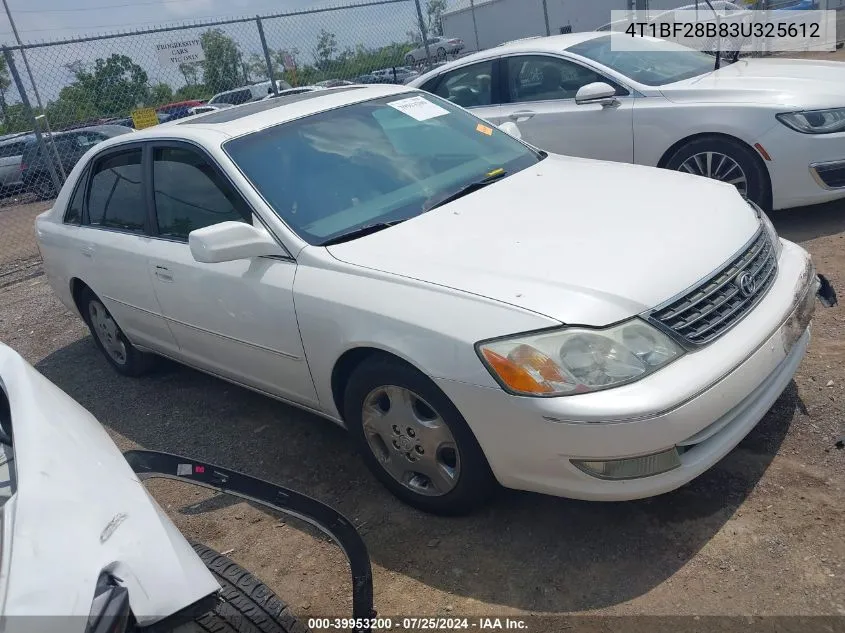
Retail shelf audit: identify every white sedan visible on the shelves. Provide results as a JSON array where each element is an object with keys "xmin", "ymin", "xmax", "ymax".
[
  {"xmin": 36, "ymin": 85, "xmax": 826, "ymax": 515},
  {"xmin": 408, "ymin": 32, "xmax": 845, "ymax": 210}
]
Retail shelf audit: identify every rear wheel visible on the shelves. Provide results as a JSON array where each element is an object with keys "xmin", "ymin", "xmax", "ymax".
[
  {"xmin": 79, "ymin": 286, "xmax": 157, "ymax": 376},
  {"xmin": 664, "ymin": 135, "xmax": 770, "ymax": 209},
  {"xmin": 405, "ymin": 54, "xmax": 415, "ymax": 66},
  {"xmin": 178, "ymin": 543, "xmax": 309, "ymax": 633}
]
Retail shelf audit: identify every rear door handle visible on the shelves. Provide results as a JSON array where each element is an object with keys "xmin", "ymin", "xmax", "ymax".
[
  {"xmin": 154, "ymin": 265, "xmax": 173, "ymax": 282},
  {"xmin": 81, "ymin": 245, "xmax": 94, "ymax": 258},
  {"xmin": 509, "ymin": 110, "xmax": 536, "ymax": 122}
]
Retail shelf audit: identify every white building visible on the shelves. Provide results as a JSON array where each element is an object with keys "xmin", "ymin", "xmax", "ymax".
[{"xmin": 442, "ymin": 0, "xmax": 731, "ymax": 52}]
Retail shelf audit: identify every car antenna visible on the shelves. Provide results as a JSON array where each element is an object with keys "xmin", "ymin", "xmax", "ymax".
[{"xmin": 701, "ymin": 0, "xmax": 722, "ymax": 70}]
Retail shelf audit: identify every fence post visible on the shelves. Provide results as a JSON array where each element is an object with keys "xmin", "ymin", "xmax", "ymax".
[
  {"xmin": 413, "ymin": 0, "xmax": 433, "ymax": 69},
  {"xmin": 2, "ymin": 47, "xmax": 63, "ymax": 195},
  {"xmin": 256, "ymin": 16, "xmax": 279, "ymax": 97},
  {"xmin": 469, "ymin": 0, "xmax": 480, "ymax": 51},
  {"xmin": 541, "ymin": 0, "xmax": 551, "ymax": 36}
]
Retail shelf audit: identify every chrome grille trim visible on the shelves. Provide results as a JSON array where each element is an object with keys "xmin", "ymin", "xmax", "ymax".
[{"xmin": 645, "ymin": 227, "xmax": 778, "ymax": 347}]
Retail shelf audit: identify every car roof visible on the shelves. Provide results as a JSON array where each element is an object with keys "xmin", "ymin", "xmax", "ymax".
[
  {"xmin": 97, "ymin": 84, "xmax": 416, "ymax": 147},
  {"xmin": 410, "ymin": 32, "xmax": 608, "ymax": 84}
]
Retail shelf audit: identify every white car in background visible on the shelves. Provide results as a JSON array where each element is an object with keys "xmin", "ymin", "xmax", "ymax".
[
  {"xmin": 408, "ymin": 32, "xmax": 845, "ymax": 210},
  {"xmin": 405, "ymin": 36, "xmax": 465, "ymax": 65},
  {"xmin": 35, "ymin": 85, "xmax": 832, "ymax": 516}
]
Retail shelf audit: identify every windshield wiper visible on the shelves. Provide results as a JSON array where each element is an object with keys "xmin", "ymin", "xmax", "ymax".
[
  {"xmin": 319, "ymin": 220, "xmax": 406, "ymax": 246},
  {"xmin": 423, "ymin": 168, "xmax": 508, "ymax": 213}
]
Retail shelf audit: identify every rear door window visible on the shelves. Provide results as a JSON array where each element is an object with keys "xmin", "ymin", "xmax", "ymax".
[{"xmin": 87, "ymin": 149, "xmax": 146, "ymax": 234}]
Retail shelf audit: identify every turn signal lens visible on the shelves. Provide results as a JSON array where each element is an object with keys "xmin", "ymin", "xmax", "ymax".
[{"xmin": 481, "ymin": 345, "xmax": 571, "ymax": 395}]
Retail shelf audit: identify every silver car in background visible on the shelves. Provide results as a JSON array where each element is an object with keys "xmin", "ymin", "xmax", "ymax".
[{"xmin": 405, "ymin": 36, "xmax": 465, "ymax": 65}]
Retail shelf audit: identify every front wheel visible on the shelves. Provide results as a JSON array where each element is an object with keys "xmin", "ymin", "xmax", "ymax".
[
  {"xmin": 664, "ymin": 136, "xmax": 770, "ymax": 209},
  {"xmin": 343, "ymin": 356, "xmax": 497, "ymax": 515},
  {"xmin": 436, "ymin": 47, "xmax": 447, "ymax": 61},
  {"xmin": 405, "ymin": 54, "xmax": 415, "ymax": 66},
  {"xmin": 177, "ymin": 543, "xmax": 309, "ymax": 633}
]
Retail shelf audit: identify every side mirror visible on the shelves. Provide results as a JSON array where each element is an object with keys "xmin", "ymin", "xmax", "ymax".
[
  {"xmin": 189, "ymin": 221, "xmax": 284, "ymax": 264},
  {"xmin": 575, "ymin": 82, "xmax": 619, "ymax": 107},
  {"xmin": 497, "ymin": 121, "xmax": 522, "ymax": 139}
]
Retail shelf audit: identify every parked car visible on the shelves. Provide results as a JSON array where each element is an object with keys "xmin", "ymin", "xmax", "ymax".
[
  {"xmin": 0, "ymin": 133, "xmax": 32, "ymax": 197},
  {"xmin": 207, "ymin": 80, "xmax": 293, "ymax": 106},
  {"xmin": 405, "ymin": 36, "xmax": 465, "ymax": 65},
  {"xmin": 35, "ymin": 85, "xmax": 834, "ymax": 515},
  {"xmin": 156, "ymin": 99, "xmax": 206, "ymax": 121},
  {"xmin": 409, "ymin": 32, "xmax": 845, "ymax": 210},
  {"xmin": 0, "ymin": 341, "xmax": 375, "ymax": 632},
  {"xmin": 21, "ymin": 125, "xmax": 133, "ymax": 200}
]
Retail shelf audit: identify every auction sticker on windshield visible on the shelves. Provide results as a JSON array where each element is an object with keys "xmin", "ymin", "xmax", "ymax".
[{"xmin": 388, "ymin": 95, "xmax": 449, "ymax": 121}]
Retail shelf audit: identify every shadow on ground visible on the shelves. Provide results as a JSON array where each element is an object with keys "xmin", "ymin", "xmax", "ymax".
[
  {"xmin": 770, "ymin": 199, "xmax": 845, "ymax": 244},
  {"xmin": 36, "ymin": 337, "xmax": 798, "ymax": 612}
]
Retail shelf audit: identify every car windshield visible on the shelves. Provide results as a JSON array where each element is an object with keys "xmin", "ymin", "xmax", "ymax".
[
  {"xmin": 568, "ymin": 34, "xmax": 716, "ymax": 86},
  {"xmin": 224, "ymin": 93, "xmax": 542, "ymax": 245}
]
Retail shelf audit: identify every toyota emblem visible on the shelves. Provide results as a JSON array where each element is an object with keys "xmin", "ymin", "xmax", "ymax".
[{"xmin": 736, "ymin": 271, "xmax": 757, "ymax": 298}]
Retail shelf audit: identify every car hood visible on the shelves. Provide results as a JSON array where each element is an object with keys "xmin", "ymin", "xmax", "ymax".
[
  {"xmin": 0, "ymin": 344, "xmax": 219, "ymax": 628},
  {"xmin": 660, "ymin": 58, "xmax": 845, "ymax": 108},
  {"xmin": 326, "ymin": 154, "xmax": 759, "ymax": 326}
]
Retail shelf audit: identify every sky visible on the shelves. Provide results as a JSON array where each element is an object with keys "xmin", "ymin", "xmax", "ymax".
[{"xmin": 0, "ymin": 0, "xmax": 429, "ymax": 102}]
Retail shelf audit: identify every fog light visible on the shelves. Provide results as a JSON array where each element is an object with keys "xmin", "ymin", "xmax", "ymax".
[{"xmin": 572, "ymin": 448, "xmax": 681, "ymax": 480}]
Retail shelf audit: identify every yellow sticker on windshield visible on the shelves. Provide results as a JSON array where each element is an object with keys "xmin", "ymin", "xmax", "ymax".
[{"xmin": 476, "ymin": 123, "xmax": 493, "ymax": 136}]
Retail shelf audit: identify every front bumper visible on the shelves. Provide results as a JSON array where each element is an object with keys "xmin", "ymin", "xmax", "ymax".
[
  {"xmin": 757, "ymin": 124, "xmax": 845, "ymax": 209},
  {"xmin": 436, "ymin": 240, "xmax": 820, "ymax": 501}
]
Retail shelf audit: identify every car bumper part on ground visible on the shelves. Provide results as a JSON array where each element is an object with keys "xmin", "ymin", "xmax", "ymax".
[{"xmin": 436, "ymin": 239, "xmax": 824, "ymax": 501}]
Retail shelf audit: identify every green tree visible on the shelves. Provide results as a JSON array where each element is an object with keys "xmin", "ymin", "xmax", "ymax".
[
  {"xmin": 426, "ymin": 0, "xmax": 447, "ymax": 36},
  {"xmin": 73, "ymin": 54, "xmax": 150, "ymax": 116},
  {"xmin": 173, "ymin": 84, "xmax": 209, "ymax": 101},
  {"xmin": 149, "ymin": 82, "xmax": 174, "ymax": 105},
  {"xmin": 0, "ymin": 56, "xmax": 11, "ymax": 127},
  {"xmin": 313, "ymin": 29, "xmax": 338, "ymax": 70},
  {"xmin": 178, "ymin": 61, "xmax": 200, "ymax": 86},
  {"xmin": 200, "ymin": 29, "xmax": 242, "ymax": 92}
]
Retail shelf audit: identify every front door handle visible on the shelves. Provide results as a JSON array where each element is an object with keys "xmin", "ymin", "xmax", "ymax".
[
  {"xmin": 154, "ymin": 265, "xmax": 173, "ymax": 282},
  {"xmin": 81, "ymin": 245, "xmax": 94, "ymax": 259},
  {"xmin": 509, "ymin": 110, "xmax": 536, "ymax": 122}
]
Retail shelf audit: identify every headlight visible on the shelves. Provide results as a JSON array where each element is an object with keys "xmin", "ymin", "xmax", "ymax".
[
  {"xmin": 476, "ymin": 320, "xmax": 685, "ymax": 397},
  {"xmin": 776, "ymin": 108, "xmax": 845, "ymax": 135},
  {"xmin": 747, "ymin": 200, "xmax": 783, "ymax": 259}
]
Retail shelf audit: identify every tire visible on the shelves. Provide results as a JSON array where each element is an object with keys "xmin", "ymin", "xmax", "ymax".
[
  {"xmin": 79, "ymin": 286, "xmax": 157, "ymax": 377},
  {"xmin": 436, "ymin": 47, "xmax": 447, "ymax": 61},
  {"xmin": 664, "ymin": 135, "xmax": 770, "ymax": 209},
  {"xmin": 405, "ymin": 54, "xmax": 415, "ymax": 66},
  {"xmin": 343, "ymin": 356, "xmax": 497, "ymax": 515},
  {"xmin": 181, "ymin": 543, "xmax": 309, "ymax": 633},
  {"xmin": 33, "ymin": 177, "xmax": 57, "ymax": 201}
]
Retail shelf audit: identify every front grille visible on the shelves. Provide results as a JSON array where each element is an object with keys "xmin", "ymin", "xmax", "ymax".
[
  {"xmin": 647, "ymin": 229, "xmax": 777, "ymax": 347},
  {"xmin": 813, "ymin": 162, "xmax": 845, "ymax": 189}
]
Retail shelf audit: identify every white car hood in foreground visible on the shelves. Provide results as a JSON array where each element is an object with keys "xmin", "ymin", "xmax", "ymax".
[
  {"xmin": 327, "ymin": 154, "xmax": 759, "ymax": 326},
  {"xmin": 0, "ymin": 344, "xmax": 218, "ymax": 630},
  {"xmin": 660, "ymin": 58, "xmax": 845, "ymax": 108}
]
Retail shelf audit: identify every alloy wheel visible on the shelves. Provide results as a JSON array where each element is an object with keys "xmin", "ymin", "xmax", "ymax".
[{"xmin": 678, "ymin": 151, "xmax": 748, "ymax": 198}]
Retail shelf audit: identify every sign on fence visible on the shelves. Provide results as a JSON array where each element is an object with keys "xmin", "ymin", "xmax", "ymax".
[
  {"xmin": 155, "ymin": 38, "xmax": 205, "ymax": 67},
  {"xmin": 131, "ymin": 108, "xmax": 159, "ymax": 129}
]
